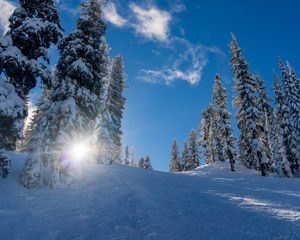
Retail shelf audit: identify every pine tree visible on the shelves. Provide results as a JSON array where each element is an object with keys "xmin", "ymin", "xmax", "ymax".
[
  {"xmin": 273, "ymin": 72, "xmax": 296, "ymax": 175},
  {"xmin": 0, "ymin": 151, "xmax": 10, "ymax": 178},
  {"xmin": 129, "ymin": 147, "xmax": 137, "ymax": 167},
  {"xmin": 256, "ymin": 75, "xmax": 275, "ymax": 171},
  {"xmin": 186, "ymin": 129, "xmax": 200, "ymax": 170},
  {"xmin": 98, "ymin": 55, "xmax": 126, "ymax": 164},
  {"xmin": 229, "ymin": 34, "xmax": 268, "ymax": 176},
  {"xmin": 144, "ymin": 155, "xmax": 153, "ymax": 170},
  {"xmin": 139, "ymin": 156, "xmax": 153, "ymax": 170},
  {"xmin": 281, "ymin": 61, "xmax": 300, "ymax": 171},
  {"xmin": 181, "ymin": 141, "xmax": 190, "ymax": 171},
  {"xmin": 0, "ymin": 0, "xmax": 62, "ymax": 150},
  {"xmin": 212, "ymin": 75, "xmax": 237, "ymax": 171},
  {"xmin": 199, "ymin": 105, "xmax": 214, "ymax": 164},
  {"xmin": 124, "ymin": 145, "xmax": 130, "ymax": 165},
  {"xmin": 21, "ymin": 0, "xmax": 107, "ymax": 188},
  {"xmin": 138, "ymin": 157, "xmax": 145, "ymax": 169},
  {"xmin": 211, "ymin": 75, "xmax": 227, "ymax": 163},
  {"xmin": 0, "ymin": 78, "xmax": 26, "ymax": 151},
  {"xmin": 169, "ymin": 139, "xmax": 181, "ymax": 172}
]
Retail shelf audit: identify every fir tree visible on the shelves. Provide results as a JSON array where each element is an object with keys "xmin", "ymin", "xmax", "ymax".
[
  {"xmin": 98, "ymin": 55, "xmax": 126, "ymax": 164},
  {"xmin": 280, "ymin": 60, "xmax": 300, "ymax": 171},
  {"xmin": 144, "ymin": 155, "xmax": 153, "ymax": 170},
  {"xmin": 0, "ymin": 151, "xmax": 10, "ymax": 178},
  {"xmin": 0, "ymin": 0, "xmax": 62, "ymax": 150},
  {"xmin": 169, "ymin": 139, "xmax": 181, "ymax": 172},
  {"xmin": 181, "ymin": 141, "xmax": 190, "ymax": 171},
  {"xmin": 186, "ymin": 129, "xmax": 200, "ymax": 170},
  {"xmin": 21, "ymin": 0, "xmax": 106, "ymax": 188},
  {"xmin": 129, "ymin": 147, "xmax": 137, "ymax": 167},
  {"xmin": 139, "ymin": 156, "xmax": 153, "ymax": 170},
  {"xmin": 199, "ymin": 105, "xmax": 214, "ymax": 164},
  {"xmin": 212, "ymin": 75, "xmax": 237, "ymax": 171},
  {"xmin": 256, "ymin": 75, "xmax": 275, "ymax": 171},
  {"xmin": 0, "ymin": 79, "xmax": 26, "ymax": 151},
  {"xmin": 124, "ymin": 145, "xmax": 130, "ymax": 165},
  {"xmin": 273, "ymin": 73, "xmax": 296, "ymax": 175},
  {"xmin": 229, "ymin": 34, "xmax": 268, "ymax": 176},
  {"xmin": 138, "ymin": 157, "xmax": 145, "ymax": 169}
]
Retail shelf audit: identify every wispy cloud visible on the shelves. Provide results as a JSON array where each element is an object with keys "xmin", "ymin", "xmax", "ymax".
[
  {"xmin": 103, "ymin": 2, "xmax": 127, "ymax": 28},
  {"xmin": 103, "ymin": 2, "xmax": 172, "ymax": 43},
  {"xmin": 129, "ymin": 3, "xmax": 172, "ymax": 43},
  {"xmin": 138, "ymin": 38, "xmax": 220, "ymax": 86},
  {"xmin": 0, "ymin": 0, "xmax": 16, "ymax": 34}
]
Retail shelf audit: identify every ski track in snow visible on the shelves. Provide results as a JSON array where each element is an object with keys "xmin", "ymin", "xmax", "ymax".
[{"xmin": 0, "ymin": 152, "xmax": 300, "ymax": 240}]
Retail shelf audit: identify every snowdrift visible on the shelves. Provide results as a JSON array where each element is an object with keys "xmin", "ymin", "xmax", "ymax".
[{"xmin": 1, "ymin": 152, "xmax": 300, "ymax": 240}]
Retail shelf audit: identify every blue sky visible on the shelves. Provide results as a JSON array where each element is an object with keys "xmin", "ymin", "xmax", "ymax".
[{"xmin": 1, "ymin": 0, "xmax": 300, "ymax": 171}]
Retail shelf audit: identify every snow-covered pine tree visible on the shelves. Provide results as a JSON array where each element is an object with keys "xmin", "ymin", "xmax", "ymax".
[
  {"xmin": 139, "ymin": 156, "xmax": 153, "ymax": 170},
  {"xmin": 282, "ymin": 61, "xmax": 300, "ymax": 171},
  {"xmin": 169, "ymin": 139, "xmax": 182, "ymax": 172},
  {"xmin": 199, "ymin": 105, "xmax": 214, "ymax": 164},
  {"xmin": 212, "ymin": 75, "xmax": 237, "ymax": 171},
  {"xmin": 124, "ymin": 145, "xmax": 130, "ymax": 165},
  {"xmin": 21, "ymin": 0, "xmax": 106, "ymax": 188},
  {"xmin": 211, "ymin": 75, "xmax": 226, "ymax": 163},
  {"xmin": 274, "ymin": 70, "xmax": 298, "ymax": 175},
  {"xmin": 181, "ymin": 141, "xmax": 190, "ymax": 171},
  {"xmin": 144, "ymin": 155, "xmax": 153, "ymax": 170},
  {"xmin": 230, "ymin": 34, "xmax": 268, "ymax": 176},
  {"xmin": 271, "ymin": 74, "xmax": 292, "ymax": 177},
  {"xmin": 186, "ymin": 129, "xmax": 200, "ymax": 170},
  {"xmin": 98, "ymin": 55, "xmax": 126, "ymax": 164},
  {"xmin": 138, "ymin": 157, "xmax": 145, "ymax": 169},
  {"xmin": 129, "ymin": 147, "xmax": 137, "ymax": 167},
  {"xmin": 0, "ymin": 0, "xmax": 62, "ymax": 150},
  {"xmin": 0, "ymin": 151, "xmax": 10, "ymax": 178},
  {"xmin": 256, "ymin": 75, "xmax": 275, "ymax": 171}
]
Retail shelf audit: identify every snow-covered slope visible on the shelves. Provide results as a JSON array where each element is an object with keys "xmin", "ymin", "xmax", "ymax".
[{"xmin": 1, "ymin": 152, "xmax": 300, "ymax": 240}]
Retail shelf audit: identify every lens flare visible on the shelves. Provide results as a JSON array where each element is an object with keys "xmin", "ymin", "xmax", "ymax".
[{"xmin": 70, "ymin": 142, "xmax": 90, "ymax": 163}]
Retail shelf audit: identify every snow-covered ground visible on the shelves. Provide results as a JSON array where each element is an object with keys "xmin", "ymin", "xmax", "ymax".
[{"xmin": 1, "ymin": 152, "xmax": 300, "ymax": 240}]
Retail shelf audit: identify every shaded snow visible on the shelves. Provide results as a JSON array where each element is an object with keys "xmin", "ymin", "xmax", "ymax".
[{"xmin": 0, "ymin": 152, "xmax": 299, "ymax": 240}]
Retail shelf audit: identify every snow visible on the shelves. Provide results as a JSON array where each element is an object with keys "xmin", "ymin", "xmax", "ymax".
[{"xmin": 1, "ymin": 152, "xmax": 300, "ymax": 240}]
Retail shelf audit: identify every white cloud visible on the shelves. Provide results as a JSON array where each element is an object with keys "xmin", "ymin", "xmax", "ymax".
[
  {"xmin": 138, "ymin": 38, "xmax": 220, "ymax": 86},
  {"xmin": 103, "ymin": 2, "xmax": 127, "ymax": 28},
  {"xmin": 129, "ymin": 3, "xmax": 172, "ymax": 42},
  {"xmin": 0, "ymin": 0, "xmax": 16, "ymax": 34}
]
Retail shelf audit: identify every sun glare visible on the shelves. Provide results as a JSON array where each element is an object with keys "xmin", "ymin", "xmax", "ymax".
[{"xmin": 70, "ymin": 142, "xmax": 90, "ymax": 162}]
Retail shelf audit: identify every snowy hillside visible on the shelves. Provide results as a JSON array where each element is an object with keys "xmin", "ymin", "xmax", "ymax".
[{"xmin": 1, "ymin": 152, "xmax": 300, "ymax": 240}]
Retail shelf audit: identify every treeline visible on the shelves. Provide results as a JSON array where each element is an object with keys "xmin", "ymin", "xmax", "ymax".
[
  {"xmin": 169, "ymin": 34, "xmax": 300, "ymax": 178},
  {"xmin": 0, "ymin": 0, "xmax": 127, "ymax": 186}
]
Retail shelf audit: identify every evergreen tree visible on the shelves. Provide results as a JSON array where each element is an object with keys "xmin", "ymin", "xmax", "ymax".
[
  {"xmin": 129, "ymin": 147, "xmax": 137, "ymax": 167},
  {"xmin": 0, "ymin": 0, "xmax": 62, "ymax": 150},
  {"xmin": 124, "ymin": 145, "xmax": 130, "ymax": 165},
  {"xmin": 145, "ymin": 155, "xmax": 153, "ymax": 170},
  {"xmin": 21, "ymin": 0, "xmax": 106, "ymax": 188},
  {"xmin": 139, "ymin": 156, "xmax": 153, "ymax": 170},
  {"xmin": 273, "ymin": 72, "xmax": 296, "ymax": 175},
  {"xmin": 229, "ymin": 34, "xmax": 268, "ymax": 176},
  {"xmin": 212, "ymin": 75, "xmax": 237, "ymax": 171},
  {"xmin": 0, "ymin": 79, "xmax": 26, "ymax": 151},
  {"xmin": 199, "ymin": 105, "xmax": 214, "ymax": 164},
  {"xmin": 280, "ymin": 60, "xmax": 300, "ymax": 171},
  {"xmin": 186, "ymin": 129, "xmax": 200, "ymax": 170},
  {"xmin": 256, "ymin": 75, "xmax": 275, "ymax": 171},
  {"xmin": 138, "ymin": 157, "xmax": 145, "ymax": 169},
  {"xmin": 181, "ymin": 141, "xmax": 190, "ymax": 171},
  {"xmin": 169, "ymin": 139, "xmax": 181, "ymax": 172},
  {"xmin": 0, "ymin": 151, "xmax": 10, "ymax": 178},
  {"xmin": 97, "ymin": 55, "xmax": 126, "ymax": 164}
]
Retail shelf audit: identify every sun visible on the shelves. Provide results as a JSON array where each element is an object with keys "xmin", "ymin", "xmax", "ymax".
[{"xmin": 70, "ymin": 142, "xmax": 90, "ymax": 162}]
